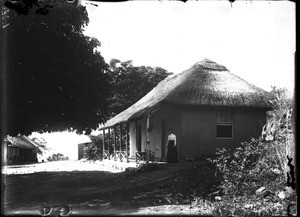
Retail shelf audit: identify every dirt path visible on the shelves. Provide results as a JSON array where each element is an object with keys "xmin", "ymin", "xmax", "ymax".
[{"xmin": 3, "ymin": 160, "xmax": 218, "ymax": 215}]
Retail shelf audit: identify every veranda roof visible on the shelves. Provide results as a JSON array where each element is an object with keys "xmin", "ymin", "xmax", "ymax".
[{"xmin": 100, "ymin": 58, "xmax": 273, "ymax": 129}]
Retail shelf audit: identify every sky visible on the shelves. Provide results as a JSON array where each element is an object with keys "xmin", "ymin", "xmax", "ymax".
[
  {"xmin": 30, "ymin": 131, "xmax": 91, "ymax": 160},
  {"xmin": 83, "ymin": 0, "xmax": 295, "ymax": 95},
  {"xmin": 30, "ymin": 0, "xmax": 295, "ymax": 159}
]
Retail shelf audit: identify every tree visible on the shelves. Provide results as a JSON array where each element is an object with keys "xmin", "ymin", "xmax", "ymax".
[
  {"xmin": 31, "ymin": 137, "xmax": 49, "ymax": 155},
  {"xmin": 2, "ymin": 0, "xmax": 111, "ymax": 136},
  {"xmin": 108, "ymin": 59, "xmax": 172, "ymax": 116}
]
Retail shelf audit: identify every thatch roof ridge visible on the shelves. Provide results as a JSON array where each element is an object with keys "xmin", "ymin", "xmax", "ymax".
[
  {"xmin": 101, "ymin": 59, "xmax": 273, "ymax": 129},
  {"xmin": 192, "ymin": 58, "xmax": 228, "ymax": 71},
  {"xmin": 165, "ymin": 62, "xmax": 273, "ymax": 106}
]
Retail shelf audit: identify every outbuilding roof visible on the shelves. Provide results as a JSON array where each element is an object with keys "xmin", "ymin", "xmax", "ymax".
[
  {"xmin": 5, "ymin": 135, "xmax": 38, "ymax": 149},
  {"xmin": 101, "ymin": 58, "xmax": 273, "ymax": 129}
]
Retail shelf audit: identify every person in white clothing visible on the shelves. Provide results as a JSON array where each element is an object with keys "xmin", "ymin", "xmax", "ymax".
[{"xmin": 166, "ymin": 128, "xmax": 178, "ymax": 163}]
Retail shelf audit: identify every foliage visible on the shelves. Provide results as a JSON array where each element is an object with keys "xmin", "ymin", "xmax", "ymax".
[
  {"xmin": 83, "ymin": 130, "xmax": 124, "ymax": 160},
  {"xmin": 212, "ymin": 138, "xmax": 285, "ymax": 196},
  {"xmin": 210, "ymin": 196, "xmax": 294, "ymax": 217},
  {"xmin": 3, "ymin": 0, "xmax": 110, "ymax": 136},
  {"xmin": 108, "ymin": 59, "xmax": 172, "ymax": 116},
  {"xmin": 262, "ymin": 87, "xmax": 295, "ymax": 184},
  {"xmin": 83, "ymin": 136, "xmax": 103, "ymax": 161},
  {"xmin": 268, "ymin": 86, "xmax": 293, "ymax": 111},
  {"xmin": 47, "ymin": 152, "xmax": 69, "ymax": 161},
  {"xmin": 31, "ymin": 137, "xmax": 49, "ymax": 155},
  {"xmin": 84, "ymin": 124, "xmax": 133, "ymax": 161}
]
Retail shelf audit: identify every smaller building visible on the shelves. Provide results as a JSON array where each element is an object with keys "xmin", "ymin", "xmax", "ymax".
[{"xmin": 3, "ymin": 135, "xmax": 38, "ymax": 165}]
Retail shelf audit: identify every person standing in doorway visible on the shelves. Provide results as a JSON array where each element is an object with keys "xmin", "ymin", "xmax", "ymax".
[{"xmin": 166, "ymin": 128, "xmax": 178, "ymax": 163}]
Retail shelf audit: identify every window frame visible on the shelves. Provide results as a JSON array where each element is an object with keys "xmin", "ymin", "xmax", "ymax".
[{"xmin": 216, "ymin": 111, "xmax": 234, "ymax": 139}]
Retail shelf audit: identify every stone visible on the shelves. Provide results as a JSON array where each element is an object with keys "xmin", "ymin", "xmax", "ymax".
[
  {"xmin": 244, "ymin": 204, "xmax": 254, "ymax": 209},
  {"xmin": 271, "ymin": 168, "xmax": 281, "ymax": 174},
  {"xmin": 256, "ymin": 187, "xmax": 272, "ymax": 198},
  {"xmin": 215, "ymin": 196, "xmax": 222, "ymax": 201},
  {"xmin": 255, "ymin": 187, "xmax": 266, "ymax": 195},
  {"xmin": 277, "ymin": 191, "xmax": 286, "ymax": 200}
]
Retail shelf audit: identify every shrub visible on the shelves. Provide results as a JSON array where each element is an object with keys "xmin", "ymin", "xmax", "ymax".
[
  {"xmin": 262, "ymin": 87, "xmax": 295, "ymax": 185},
  {"xmin": 83, "ymin": 133, "xmax": 118, "ymax": 161},
  {"xmin": 83, "ymin": 142, "xmax": 103, "ymax": 161},
  {"xmin": 47, "ymin": 153, "xmax": 69, "ymax": 161},
  {"xmin": 211, "ymin": 138, "xmax": 282, "ymax": 196}
]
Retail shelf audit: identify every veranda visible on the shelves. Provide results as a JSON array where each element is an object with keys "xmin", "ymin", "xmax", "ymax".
[{"xmin": 101, "ymin": 122, "xmax": 130, "ymax": 163}]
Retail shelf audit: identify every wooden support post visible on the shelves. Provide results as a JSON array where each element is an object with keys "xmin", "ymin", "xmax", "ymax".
[
  {"xmin": 146, "ymin": 115, "xmax": 150, "ymax": 163},
  {"xmin": 126, "ymin": 123, "xmax": 129, "ymax": 163},
  {"xmin": 108, "ymin": 128, "xmax": 111, "ymax": 160},
  {"xmin": 114, "ymin": 127, "xmax": 117, "ymax": 161},
  {"xmin": 119, "ymin": 124, "xmax": 122, "ymax": 162},
  {"xmin": 102, "ymin": 129, "xmax": 105, "ymax": 160}
]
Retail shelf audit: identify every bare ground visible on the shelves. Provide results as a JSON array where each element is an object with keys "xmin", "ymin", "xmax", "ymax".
[{"xmin": 2, "ymin": 160, "xmax": 219, "ymax": 215}]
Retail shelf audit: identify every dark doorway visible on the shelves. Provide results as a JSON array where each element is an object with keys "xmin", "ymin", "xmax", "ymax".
[
  {"xmin": 136, "ymin": 125, "xmax": 142, "ymax": 152},
  {"xmin": 161, "ymin": 119, "xmax": 166, "ymax": 158}
]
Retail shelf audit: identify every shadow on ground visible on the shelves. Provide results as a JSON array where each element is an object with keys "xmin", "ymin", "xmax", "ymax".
[{"xmin": 3, "ymin": 161, "xmax": 220, "ymax": 215}]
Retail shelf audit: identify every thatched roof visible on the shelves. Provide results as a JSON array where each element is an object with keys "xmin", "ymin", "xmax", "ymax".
[
  {"xmin": 101, "ymin": 58, "xmax": 273, "ymax": 129},
  {"xmin": 5, "ymin": 135, "xmax": 38, "ymax": 149}
]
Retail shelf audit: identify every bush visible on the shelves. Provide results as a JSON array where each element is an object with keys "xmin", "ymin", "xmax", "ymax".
[
  {"xmin": 212, "ymin": 138, "xmax": 286, "ymax": 196},
  {"xmin": 83, "ymin": 142, "xmax": 103, "ymax": 161},
  {"xmin": 47, "ymin": 153, "xmax": 69, "ymax": 161},
  {"xmin": 83, "ymin": 134, "xmax": 116, "ymax": 161},
  {"xmin": 262, "ymin": 87, "xmax": 295, "ymax": 185},
  {"xmin": 211, "ymin": 197, "xmax": 290, "ymax": 217}
]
